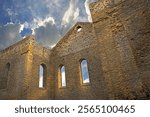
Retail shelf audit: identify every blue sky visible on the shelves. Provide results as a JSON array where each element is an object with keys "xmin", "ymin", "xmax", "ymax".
[{"xmin": 0, "ymin": 0, "xmax": 96, "ymax": 50}]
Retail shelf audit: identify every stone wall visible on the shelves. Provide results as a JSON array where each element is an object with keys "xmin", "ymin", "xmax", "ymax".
[
  {"xmin": 28, "ymin": 42, "xmax": 51, "ymax": 99},
  {"xmin": 0, "ymin": 36, "xmax": 35, "ymax": 99},
  {"xmin": 53, "ymin": 22, "xmax": 97, "ymax": 57},
  {"xmin": 0, "ymin": 36, "xmax": 51, "ymax": 99},
  {"xmin": 51, "ymin": 22, "xmax": 108, "ymax": 99},
  {"xmin": 0, "ymin": 0, "xmax": 149, "ymax": 100},
  {"xmin": 90, "ymin": 0, "xmax": 150, "ymax": 99}
]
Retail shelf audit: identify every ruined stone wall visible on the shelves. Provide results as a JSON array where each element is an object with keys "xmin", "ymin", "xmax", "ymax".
[
  {"xmin": 0, "ymin": 36, "xmax": 51, "ymax": 100},
  {"xmin": 90, "ymin": 0, "xmax": 150, "ymax": 99},
  {"xmin": 50, "ymin": 22, "xmax": 108, "ymax": 99},
  {"xmin": 116, "ymin": 0, "xmax": 150, "ymax": 91},
  {"xmin": 28, "ymin": 42, "xmax": 51, "ymax": 99},
  {"xmin": 53, "ymin": 22, "xmax": 97, "ymax": 57},
  {"xmin": 0, "ymin": 36, "xmax": 35, "ymax": 99},
  {"xmin": 0, "ymin": 0, "xmax": 149, "ymax": 100}
]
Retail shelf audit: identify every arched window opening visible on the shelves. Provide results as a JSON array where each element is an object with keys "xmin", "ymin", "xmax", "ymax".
[
  {"xmin": 39, "ymin": 64, "xmax": 46, "ymax": 88},
  {"xmin": 80, "ymin": 59, "xmax": 90, "ymax": 84},
  {"xmin": 60, "ymin": 65, "xmax": 66, "ymax": 87},
  {"xmin": 6, "ymin": 63, "xmax": 10, "ymax": 78},
  {"xmin": 5, "ymin": 63, "xmax": 10, "ymax": 88},
  {"xmin": 0, "ymin": 63, "xmax": 10, "ymax": 89}
]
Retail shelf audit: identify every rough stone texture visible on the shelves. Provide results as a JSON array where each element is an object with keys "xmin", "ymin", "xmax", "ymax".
[
  {"xmin": 90, "ymin": 0, "xmax": 150, "ymax": 99},
  {"xmin": 51, "ymin": 22, "xmax": 107, "ymax": 99},
  {"xmin": 0, "ymin": 0, "xmax": 150, "ymax": 99}
]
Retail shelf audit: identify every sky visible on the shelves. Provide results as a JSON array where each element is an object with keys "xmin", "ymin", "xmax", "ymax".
[
  {"xmin": 0, "ymin": 0, "xmax": 96, "ymax": 50},
  {"xmin": 81, "ymin": 60, "xmax": 90, "ymax": 83}
]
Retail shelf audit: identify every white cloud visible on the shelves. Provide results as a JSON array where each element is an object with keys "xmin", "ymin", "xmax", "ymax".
[
  {"xmin": 39, "ymin": 76, "xmax": 43, "ymax": 88},
  {"xmin": 61, "ymin": 0, "xmax": 79, "ymax": 26},
  {"xmin": 84, "ymin": 0, "xmax": 96, "ymax": 22},
  {"xmin": 18, "ymin": 22, "xmax": 30, "ymax": 36},
  {"xmin": 0, "ymin": 0, "xmax": 97, "ymax": 50},
  {"xmin": 33, "ymin": 16, "xmax": 55, "ymax": 28},
  {"xmin": 84, "ymin": 0, "xmax": 92, "ymax": 22},
  {"xmin": 39, "ymin": 65, "xmax": 44, "ymax": 88},
  {"xmin": 83, "ymin": 79, "xmax": 90, "ymax": 83},
  {"xmin": 19, "ymin": 16, "xmax": 55, "ymax": 31},
  {"xmin": 61, "ymin": 66, "xmax": 66, "ymax": 87},
  {"xmin": 19, "ymin": 24, "xmax": 24, "ymax": 33},
  {"xmin": 31, "ymin": 28, "xmax": 35, "ymax": 35},
  {"xmin": 62, "ymin": 71, "xmax": 66, "ymax": 87},
  {"xmin": 23, "ymin": 22, "xmax": 30, "ymax": 28},
  {"xmin": 17, "ymin": 16, "xmax": 57, "ymax": 46},
  {"xmin": 73, "ymin": 8, "xmax": 79, "ymax": 20}
]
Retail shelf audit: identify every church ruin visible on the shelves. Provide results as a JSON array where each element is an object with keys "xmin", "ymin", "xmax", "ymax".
[{"xmin": 0, "ymin": 0, "xmax": 150, "ymax": 99}]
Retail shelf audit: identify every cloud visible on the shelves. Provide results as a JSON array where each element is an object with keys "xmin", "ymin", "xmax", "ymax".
[
  {"xmin": 39, "ymin": 65, "xmax": 44, "ymax": 88},
  {"xmin": 0, "ymin": 23, "xmax": 22, "ymax": 50},
  {"xmin": 73, "ymin": 8, "xmax": 80, "ymax": 20},
  {"xmin": 33, "ymin": 16, "xmax": 55, "ymax": 28},
  {"xmin": 61, "ymin": 66, "xmax": 66, "ymax": 87},
  {"xmin": 61, "ymin": 0, "xmax": 79, "ymax": 26},
  {"xmin": 0, "ymin": 0, "xmax": 97, "ymax": 50},
  {"xmin": 60, "ymin": 0, "xmax": 81, "ymax": 36},
  {"xmin": 83, "ymin": 78, "xmax": 90, "ymax": 83},
  {"xmin": 81, "ymin": 59, "xmax": 90, "ymax": 83},
  {"xmin": 34, "ymin": 22, "xmax": 61, "ymax": 48},
  {"xmin": 19, "ymin": 24, "xmax": 24, "ymax": 33},
  {"xmin": 84, "ymin": 0, "xmax": 97, "ymax": 22}
]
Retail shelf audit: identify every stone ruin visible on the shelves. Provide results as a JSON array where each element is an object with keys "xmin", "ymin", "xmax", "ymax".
[{"xmin": 0, "ymin": 0, "xmax": 150, "ymax": 99}]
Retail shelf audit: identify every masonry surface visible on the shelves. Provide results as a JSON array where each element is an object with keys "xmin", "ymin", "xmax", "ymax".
[{"xmin": 0, "ymin": 0, "xmax": 150, "ymax": 99}]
